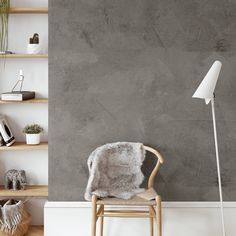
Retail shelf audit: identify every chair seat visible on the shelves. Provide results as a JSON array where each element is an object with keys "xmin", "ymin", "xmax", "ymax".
[{"xmin": 97, "ymin": 195, "xmax": 156, "ymax": 206}]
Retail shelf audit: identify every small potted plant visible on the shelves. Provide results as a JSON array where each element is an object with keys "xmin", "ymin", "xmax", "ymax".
[{"xmin": 23, "ymin": 124, "xmax": 43, "ymax": 145}]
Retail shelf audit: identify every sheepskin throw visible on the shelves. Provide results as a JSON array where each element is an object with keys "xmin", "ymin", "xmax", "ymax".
[
  {"xmin": 84, "ymin": 142, "xmax": 146, "ymax": 201},
  {"xmin": 0, "ymin": 199, "xmax": 23, "ymax": 234}
]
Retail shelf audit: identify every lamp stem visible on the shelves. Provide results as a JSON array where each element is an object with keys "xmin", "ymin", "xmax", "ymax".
[{"xmin": 211, "ymin": 98, "xmax": 226, "ymax": 236}]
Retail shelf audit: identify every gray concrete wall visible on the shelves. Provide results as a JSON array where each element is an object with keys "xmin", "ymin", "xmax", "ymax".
[{"xmin": 49, "ymin": 0, "xmax": 236, "ymax": 201}]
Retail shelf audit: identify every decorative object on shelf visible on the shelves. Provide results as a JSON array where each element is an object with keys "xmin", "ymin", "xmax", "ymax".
[
  {"xmin": 0, "ymin": 114, "xmax": 15, "ymax": 146},
  {"xmin": 11, "ymin": 69, "xmax": 24, "ymax": 91},
  {"xmin": 192, "ymin": 60, "xmax": 226, "ymax": 236},
  {"xmin": 31, "ymin": 33, "xmax": 39, "ymax": 44},
  {"xmin": 4, "ymin": 169, "xmax": 27, "ymax": 190},
  {"xmin": 0, "ymin": 133, "xmax": 5, "ymax": 146},
  {"xmin": 0, "ymin": 0, "xmax": 10, "ymax": 54},
  {"xmin": 0, "ymin": 199, "xmax": 31, "ymax": 236},
  {"xmin": 3, "ymin": 50, "xmax": 12, "ymax": 54},
  {"xmin": 27, "ymin": 33, "xmax": 42, "ymax": 54},
  {"xmin": 1, "ymin": 70, "xmax": 35, "ymax": 101},
  {"xmin": 1, "ymin": 91, "xmax": 35, "ymax": 101},
  {"xmin": 23, "ymin": 124, "xmax": 43, "ymax": 145}
]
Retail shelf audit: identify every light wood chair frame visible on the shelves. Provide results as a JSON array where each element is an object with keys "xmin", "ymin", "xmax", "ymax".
[{"xmin": 91, "ymin": 145, "xmax": 164, "ymax": 236}]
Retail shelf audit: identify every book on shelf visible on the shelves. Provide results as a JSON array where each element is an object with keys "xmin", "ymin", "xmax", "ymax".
[{"xmin": 1, "ymin": 91, "xmax": 35, "ymax": 101}]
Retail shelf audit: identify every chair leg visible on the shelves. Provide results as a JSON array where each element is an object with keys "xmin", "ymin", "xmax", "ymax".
[
  {"xmin": 149, "ymin": 206, "xmax": 154, "ymax": 236},
  {"xmin": 100, "ymin": 205, "xmax": 104, "ymax": 236},
  {"xmin": 155, "ymin": 195, "xmax": 162, "ymax": 236},
  {"xmin": 92, "ymin": 195, "xmax": 97, "ymax": 236}
]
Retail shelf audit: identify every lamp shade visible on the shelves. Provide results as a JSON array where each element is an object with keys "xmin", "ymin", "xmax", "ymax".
[{"xmin": 192, "ymin": 60, "xmax": 222, "ymax": 104}]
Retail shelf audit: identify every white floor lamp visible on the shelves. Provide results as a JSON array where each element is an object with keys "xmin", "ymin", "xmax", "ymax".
[{"xmin": 192, "ymin": 60, "xmax": 226, "ymax": 236}]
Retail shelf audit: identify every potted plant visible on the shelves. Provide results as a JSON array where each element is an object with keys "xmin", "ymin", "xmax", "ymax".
[
  {"xmin": 0, "ymin": 0, "xmax": 10, "ymax": 54},
  {"xmin": 23, "ymin": 124, "xmax": 44, "ymax": 145}
]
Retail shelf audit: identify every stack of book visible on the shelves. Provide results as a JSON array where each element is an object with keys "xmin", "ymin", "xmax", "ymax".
[{"xmin": 1, "ymin": 91, "xmax": 35, "ymax": 101}]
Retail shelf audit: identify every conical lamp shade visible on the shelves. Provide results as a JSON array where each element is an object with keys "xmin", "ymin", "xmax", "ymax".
[{"xmin": 192, "ymin": 60, "xmax": 222, "ymax": 104}]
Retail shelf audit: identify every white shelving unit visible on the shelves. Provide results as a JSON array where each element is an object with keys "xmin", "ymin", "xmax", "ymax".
[{"xmin": 0, "ymin": 1, "xmax": 48, "ymax": 234}]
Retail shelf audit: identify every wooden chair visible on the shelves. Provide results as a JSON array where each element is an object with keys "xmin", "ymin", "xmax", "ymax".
[{"xmin": 91, "ymin": 145, "xmax": 164, "ymax": 236}]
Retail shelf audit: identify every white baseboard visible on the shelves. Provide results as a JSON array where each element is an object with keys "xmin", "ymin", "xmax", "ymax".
[{"xmin": 44, "ymin": 201, "xmax": 236, "ymax": 236}]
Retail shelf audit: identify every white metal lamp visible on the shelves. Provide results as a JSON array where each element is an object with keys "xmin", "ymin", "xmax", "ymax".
[{"xmin": 192, "ymin": 60, "xmax": 226, "ymax": 236}]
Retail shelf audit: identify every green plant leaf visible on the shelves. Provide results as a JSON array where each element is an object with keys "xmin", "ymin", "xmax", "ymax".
[
  {"xmin": 23, "ymin": 124, "xmax": 44, "ymax": 134},
  {"xmin": 0, "ymin": 0, "xmax": 10, "ymax": 53}
]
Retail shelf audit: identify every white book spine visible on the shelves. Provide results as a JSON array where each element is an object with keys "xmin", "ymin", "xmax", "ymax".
[{"xmin": 1, "ymin": 94, "xmax": 23, "ymax": 101}]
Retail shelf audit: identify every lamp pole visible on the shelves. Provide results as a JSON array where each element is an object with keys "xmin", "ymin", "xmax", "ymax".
[{"xmin": 211, "ymin": 95, "xmax": 226, "ymax": 236}]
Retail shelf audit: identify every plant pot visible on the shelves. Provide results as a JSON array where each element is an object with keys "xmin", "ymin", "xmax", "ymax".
[
  {"xmin": 25, "ymin": 133, "xmax": 40, "ymax": 145},
  {"xmin": 27, "ymin": 44, "xmax": 42, "ymax": 54}
]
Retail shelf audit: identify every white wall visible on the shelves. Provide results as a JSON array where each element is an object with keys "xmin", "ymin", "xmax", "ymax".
[
  {"xmin": 0, "ymin": 0, "xmax": 48, "ymax": 225},
  {"xmin": 45, "ymin": 202, "xmax": 236, "ymax": 236}
]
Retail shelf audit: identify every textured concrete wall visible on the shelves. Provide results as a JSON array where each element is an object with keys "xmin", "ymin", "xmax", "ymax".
[{"xmin": 49, "ymin": 0, "xmax": 236, "ymax": 201}]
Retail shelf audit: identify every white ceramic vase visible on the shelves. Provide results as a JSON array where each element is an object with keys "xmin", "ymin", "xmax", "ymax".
[
  {"xmin": 26, "ymin": 133, "xmax": 41, "ymax": 145},
  {"xmin": 27, "ymin": 44, "xmax": 42, "ymax": 54}
]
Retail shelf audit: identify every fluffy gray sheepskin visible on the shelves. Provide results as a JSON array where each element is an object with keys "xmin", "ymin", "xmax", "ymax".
[{"xmin": 84, "ymin": 142, "xmax": 146, "ymax": 201}]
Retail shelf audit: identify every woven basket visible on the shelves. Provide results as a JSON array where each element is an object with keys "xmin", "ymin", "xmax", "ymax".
[{"xmin": 0, "ymin": 209, "xmax": 31, "ymax": 236}]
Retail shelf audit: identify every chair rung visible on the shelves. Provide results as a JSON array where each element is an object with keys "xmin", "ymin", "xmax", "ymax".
[
  {"xmin": 98, "ymin": 213, "xmax": 154, "ymax": 218},
  {"xmin": 104, "ymin": 210, "xmax": 149, "ymax": 214}
]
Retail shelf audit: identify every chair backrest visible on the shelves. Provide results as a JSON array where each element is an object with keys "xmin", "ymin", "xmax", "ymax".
[{"xmin": 143, "ymin": 145, "xmax": 164, "ymax": 189}]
